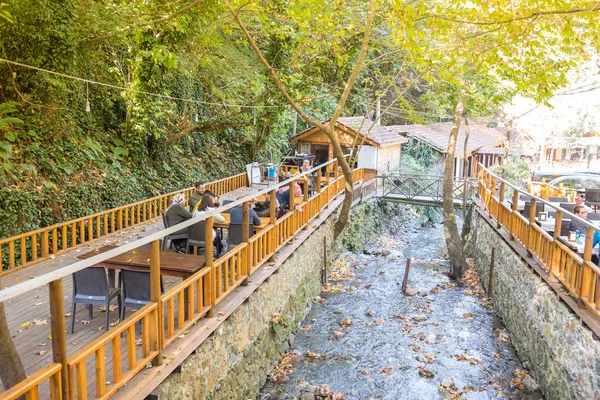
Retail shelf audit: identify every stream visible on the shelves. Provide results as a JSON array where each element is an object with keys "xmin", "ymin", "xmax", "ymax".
[{"xmin": 259, "ymin": 220, "xmax": 542, "ymax": 400}]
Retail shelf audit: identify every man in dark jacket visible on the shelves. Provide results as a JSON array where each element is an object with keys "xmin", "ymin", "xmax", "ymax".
[
  {"xmin": 230, "ymin": 196, "xmax": 262, "ymax": 226},
  {"xmin": 189, "ymin": 180, "xmax": 206, "ymax": 212}
]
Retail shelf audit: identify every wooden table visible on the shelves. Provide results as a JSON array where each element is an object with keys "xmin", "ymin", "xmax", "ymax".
[
  {"xmin": 214, "ymin": 213, "xmax": 270, "ymax": 231},
  {"xmin": 557, "ymin": 236, "xmax": 600, "ymax": 256},
  {"xmin": 78, "ymin": 245, "xmax": 206, "ymax": 280}
]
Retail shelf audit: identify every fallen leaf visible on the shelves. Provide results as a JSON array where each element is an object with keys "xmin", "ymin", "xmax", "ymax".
[
  {"xmin": 64, "ymin": 313, "xmax": 72, "ymax": 317},
  {"xmin": 417, "ymin": 365, "xmax": 436, "ymax": 379},
  {"xmin": 38, "ymin": 343, "xmax": 47, "ymax": 347},
  {"xmin": 81, "ymin": 320, "xmax": 91, "ymax": 325},
  {"xmin": 379, "ymin": 366, "xmax": 392, "ymax": 374},
  {"xmin": 47, "ymin": 334, "xmax": 52, "ymax": 340},
  {"xmin": 306, "ymin": 350, "xmax": 326, "ymax": 360},
  {"xmin": 365, "ymin": 310, "xmax": 374, "ymax": 318},
  {"xmin": 135, "ymin": 338, "xmax": 143, "ymax": 346},
  {"xmin": 300, "ymin": 325, "xmax": 313, "ymax": 332},
  {"xmin": 463, "ymin": 312, "xmax": 473, "ymax": 319},
  {"xmin": 20, "ymin": 322, "xmax": 31, "ymax": 328},
  {"xmin": 36, "ymin": 350, "xmax": 47, "ymax": 356},
  {"xmin": 364, "ymin": 284, "xmax": 372, "ymax": 289},
  {"xmin": 35, "ymin": 302, "xmax": 44, "ymax": 306},
  {"xmin": 339, "ymin": 317, "xmax": 353, "ymax": 329},
  {"xmin": 33, "ymin": 319, "xmax": 48, "ymax": 326}
]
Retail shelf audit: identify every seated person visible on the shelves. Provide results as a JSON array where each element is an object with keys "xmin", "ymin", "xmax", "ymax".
[
  {"xmin": 254, "ymin": 191, "xmax": 280, "ymax": 218},
  {"xmin": 278, "ymin": 181, "xmax": 302, "ymax": 197},
  {"xmin": 165, "ymin": 193, "xmax": 192, "ymax": 252},
  {"xmin": 276, "ymin": 188, "xmax": 290, "ymax": 211},
  {"xmin": 230, "ymin": 195, "xmax": 262, "ymax": 226},
  {"xmin": 301, "ymin": 159, "xmax": 311, "ymax": 173},
  {"xmin": 193, "ymin": 195, "xmax": 225, "ymax": 254},
  {"xmin": 189, "ymin": 180, "xmax": 205, "ymax": 212},
  {"xmin": 568, "ymin": 205, "xmax": 592, "ymax": 233}
]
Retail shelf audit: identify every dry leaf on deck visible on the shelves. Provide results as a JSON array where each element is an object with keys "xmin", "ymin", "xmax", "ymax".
[
  {"xmin": 36, "ymin": 350, "xmax": 47, "ymax": 356},
  {"xmin": 33, "ymin": 319, "xmax": 48, "ymax": 326}
]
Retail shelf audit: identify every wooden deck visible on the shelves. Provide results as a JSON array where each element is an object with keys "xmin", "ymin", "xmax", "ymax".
[{"xmin": 0, "ymin": 183, "xmax": 276, "ymax": 396}]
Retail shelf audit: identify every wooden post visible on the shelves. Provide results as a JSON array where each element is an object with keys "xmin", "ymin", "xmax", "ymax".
[
  {"xmin": 322, "ymin": 236, "xmax": 328, "ymax": 285},
  {"xmin": 580, "ymin": 226, "xmax": 595, "ymax": 303},
  {"xmin": 269, "ymin": 190, "xmax": 277, "ymax": 261},
  {"xmin": 205, "ymin": 217, "xmax": 215, "ymax": 316},
  {"xmin": 288, "ymin": 182, "xmax": 295, "ymax": 212},
  {"xmin": 316, "ymin": 172, "xmax": 322, "ymax": 216},
  {"xmin": 527, "ymin": 198, "xmax": 536, "ymax": 257},
  {"xmin": 242, "ymin": 202, "xmax": 250, "ymax": 285},
  {"xmin": 497, "ymin": 182, "xmax": 505, "ymax": 229},
  {"xmin": 149, "ymin": 240, "xmax": 163, "ymax": 365},
  {"xmin": 49, "ymin": 279, "xmax": 69, "ymax": 400},
  {"xmin": 510, "ymin": 190, "xmax": 519, "ymax": 240},
  {"xmin": 401, "ymin": 258, "xmax": 411, "ymax": 295},
  {"xmin": 487, "ymin": 248, "xmax": 495, "ymax": 299},
  {"xmin": 303, "ymin": 178, "xmax": 309, "ymax": 230}
]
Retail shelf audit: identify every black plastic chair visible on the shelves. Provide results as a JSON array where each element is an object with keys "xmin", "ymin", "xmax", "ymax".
[
  {"xmin": 160, "ymin": 210, "xmax": 188, "ymax": 251},
  {"xmin": 522, "ymin": 201, "xmax": 543, "ymax": 218},
  {"xmin": 585, "ymin": 189, "xmax": 600, "ymax": 211},
  {"xmin": 119, "ymin": 269, "xmax": 163, "ymax": 320},
  {"xmin": 559, "ymin": 203, "xmax": 576, "ymax": 214},
  {"xmin": 227, "ymin": 223, "xmax": 254, "ymax": 251},
  {"xmin": 70, "ymin": 267, "xmax": 121, "ymax": 334},
  {"xmin": 549, "ymin": 197, "xmax": 568, "ymax": 202},
  {"xmin": 560, "ymin": 219, "xmax": 571, "ymax": 236},
  {"xmin": 221, "ymin": 199, "xmax": 234, "ymax": 214},
  {"xmin": 587, "ymin": 213, "xmax": 600, "ymax": 221},
  {"xmin": 186, "ymin": 220, "xmax": 207, "ymax": 255}
]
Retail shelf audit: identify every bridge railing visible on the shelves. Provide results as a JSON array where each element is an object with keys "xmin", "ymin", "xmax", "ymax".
[
  {"xmin": 0, "ymin": 159, "xmax": 361, "ymax": 400},
  {"xmin": 478, "ymin": 165, "xmax": 600, "ymax": 323},
  {"xmin": 381, "ymin": 173, "xmax": 478, "ymax": 203},
  {"xmin": 0, "ymin": 173, "xmax": 248, "ymax": 274}
]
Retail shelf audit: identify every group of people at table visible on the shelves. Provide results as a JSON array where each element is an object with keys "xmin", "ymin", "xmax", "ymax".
[{"xmin": 165, "ymin": 178, "xmax": 304, "ymax": 255}]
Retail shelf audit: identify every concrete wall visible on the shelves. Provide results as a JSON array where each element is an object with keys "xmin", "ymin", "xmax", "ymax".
[
  {"xmin": 377, "ymin": 144, "xmax": 401, "ymax": 173},
  {"xmin": 156, "ymin": 206, "xmax": 340, "ymax": 399},
  {"xmin": 464, "ymin": 208, "xmax": 600, "ymax": 400}
]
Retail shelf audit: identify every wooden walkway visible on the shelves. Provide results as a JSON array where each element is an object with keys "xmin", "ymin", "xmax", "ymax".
[{"xmin": 0, "ymin": 183, "xmax": 274, "ymax": 396}]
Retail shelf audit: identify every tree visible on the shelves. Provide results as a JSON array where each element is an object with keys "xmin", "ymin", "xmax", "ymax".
[{"xmin": 224, "ymin": 0, "xmax": 378, "ymax": 237}]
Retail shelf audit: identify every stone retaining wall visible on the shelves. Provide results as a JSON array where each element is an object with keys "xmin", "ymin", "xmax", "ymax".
[
  {"xmin": 464, "ymin": 207, "xmax": 600, "ymax": 400},
  {"xmin": 156, "ymin": 203, "xmax": 340, "ymax": 399}
]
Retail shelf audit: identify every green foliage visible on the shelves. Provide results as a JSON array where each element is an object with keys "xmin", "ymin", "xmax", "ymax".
[
  {"xmin": 401, "ymin": 137, "xmax": 441, "ymax": 172},
  {"xmin": 491, "ymin": 155, "xmax": 532, "ymax": 189}
]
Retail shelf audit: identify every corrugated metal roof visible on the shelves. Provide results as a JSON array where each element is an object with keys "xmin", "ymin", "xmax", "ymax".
[{"xmin": 399, "ymin": 122, "xmax": 507, "ymax": 155}]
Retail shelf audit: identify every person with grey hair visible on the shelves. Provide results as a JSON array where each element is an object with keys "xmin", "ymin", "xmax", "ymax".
[{"xmin": 166, "ymin": 193, "xmax": 192, "ymax": 252}]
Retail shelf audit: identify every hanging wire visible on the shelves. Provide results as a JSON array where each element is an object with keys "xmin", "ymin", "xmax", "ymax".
[{"xmin": 0, "ymin": 57, "xmax": 286, "ymax": 109}]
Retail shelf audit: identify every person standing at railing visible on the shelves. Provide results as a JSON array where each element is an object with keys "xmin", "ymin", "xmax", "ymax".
[
  {"xmin": 189, "ymin": 180, "xmax": 206, "ymax": 212},
  {"xmin": 166, "ymin": 193, "xmax": 193, "ymax": 253}
]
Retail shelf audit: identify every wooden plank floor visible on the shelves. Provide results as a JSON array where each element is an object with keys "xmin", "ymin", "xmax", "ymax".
[{"xmin": 0, "ymin": 183, "xmax": 274, "ymax": 395}]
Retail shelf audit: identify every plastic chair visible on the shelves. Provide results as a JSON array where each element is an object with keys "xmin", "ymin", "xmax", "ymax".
[
  {"xmin": 186, "ymin": 220, "xmax": 207, "ymax": 255},
  {"xmin": 560, "ymin": 219, "xmax": 571, "ymax": 237},
  {"xmin": 585, "ymin": 189, "xmax": 600, "ymax": 211},
  {"xmin": 221, "ymin": 199, "xmax": 234, "ymax": 214},
  {"xmin": 587, "ymin": 213, "xmax": 600, "ymax": 221},
  {"xmin": 522, "ymin": 201, "xmax": 543, "ymax": 218},
  {"xmin": 70, "ymin": 267, "xmax": 121, "ymax": 334},
  {"xmin": 549, "ymin": 197, "xmax": 568, "ymax": 202},
  {"xmin": 227, "ymin": 223, "xmax": 254, "ymax": 251},
  {"xmin": 119, "ymin": 269, "xmax": 163, "ymax": 320},
  {"xmin": 160, "ymin": 210, "xmax": 188, "ymax": 251},
  {"xmin": 559, "ymin": 203, "xmax": 576, "ymax": 214}
]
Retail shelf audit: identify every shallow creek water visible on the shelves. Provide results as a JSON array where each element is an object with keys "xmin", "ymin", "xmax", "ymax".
[{"xmin": 259, "ymin": 223, "xmax": 542, "ymax": 400}]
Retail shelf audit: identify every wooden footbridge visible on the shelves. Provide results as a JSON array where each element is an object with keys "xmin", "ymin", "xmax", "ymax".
[
  {"xmin": 379, "ymin": 173, "xmax": 478, "ymax": 208},
  {"xmin": 0, "ymin": 160, "xmax": 377, "ymax": 400}
]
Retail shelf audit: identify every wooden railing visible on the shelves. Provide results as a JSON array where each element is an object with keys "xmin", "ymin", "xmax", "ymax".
[
  {"xmin": 478, "ymin": 166, "xmax": 600, "ymax": 321},
  {"xmin": 67, "ymin": 303, "xmax": 160, "ymax": 399},
  {"xmin": 0, "ymin": 363, "xmax": 62, "ymax": 400},
  {"xmin": 0, "ymin": 173, "xmax": 248, "ymax": 274},
  {"xmin": 0, "ymin": 159, "xmax": 368, "ymax": 400},
  {"xmin": 526, "ymin": 181, "xmax": 569, "ymax": 200}
]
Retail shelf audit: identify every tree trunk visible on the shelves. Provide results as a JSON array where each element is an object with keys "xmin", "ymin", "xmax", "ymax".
[
  {"xmin": 325, "ymin": 131, "xmax": 354, "ymax": 238},
  {"xmin": 461, "ymin": 115, "xmax": 470, "ymax": 218},
  {"xmin": 444, "ymin": 96, "xmax": 468, "ymax": 280},
  {"xmin": 0, "ymin": 278, "xmax": 27, "ymax": 390}
]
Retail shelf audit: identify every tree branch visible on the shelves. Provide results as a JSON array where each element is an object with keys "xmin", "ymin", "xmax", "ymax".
[
  {"xmin": 424, "ymin": 2, "xmax": 600, "ymax": 26},
  {"xmin": 223, "ymin": 0, "xmax": 326, "ymax": 131},
  {"xmin": 329, "ymin": 0, "xmax": 376, "ymax": 128}
]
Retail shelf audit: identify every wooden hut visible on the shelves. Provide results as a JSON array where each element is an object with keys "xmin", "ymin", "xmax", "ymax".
[{"xmin": 290, "ymin": 117, "xmax": 408, "ymax": 174}]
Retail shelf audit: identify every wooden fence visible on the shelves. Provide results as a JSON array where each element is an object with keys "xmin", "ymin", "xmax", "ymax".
[
  {"xmin": 478, "ymin": 166, "xmax": 600, "ymax": 321},
  {"xmin": 0, "ymin": 173, "xmax": 248, "ymax": 274},
  {"xmin": 0, "ymin": 161, "xmax": 365, "ymax": 400}
]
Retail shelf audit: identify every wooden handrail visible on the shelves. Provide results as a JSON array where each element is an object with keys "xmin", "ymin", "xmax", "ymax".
[
  {"xmin": 478, "ymin": 164, "xmax": 600, "ymax": 320},
  {"xmin": 0, "ymin": 172, "xmax": 248, "ymax": 273},
  {"xmin": 0, "ymin": 160, "xmax": 366, "ymax": 400},
  {"xmin": 0, "ymin": 363, "xmax": 62, "ymax": 400}
]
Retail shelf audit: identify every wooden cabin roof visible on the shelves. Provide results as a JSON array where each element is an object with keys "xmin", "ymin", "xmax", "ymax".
[
  {"xmin": 399, "ymin": 122, "xmax": 507, "ymax": 157},
  {"xmin": 290, "ymin": 117, "xmax": 409, "ymax": 148}
]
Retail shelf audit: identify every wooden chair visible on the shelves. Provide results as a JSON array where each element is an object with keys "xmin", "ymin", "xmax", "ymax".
[
  {"xmin": 160, "ymin": 209, "xmax": 188, "ymax": 251},
  {"xmin": 119, "ymin": 269, "xmax": 163, "ymax": 321},
  {"xmin": 70, "ymin": 267, "xmax": 121, "ymax": 334}
]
